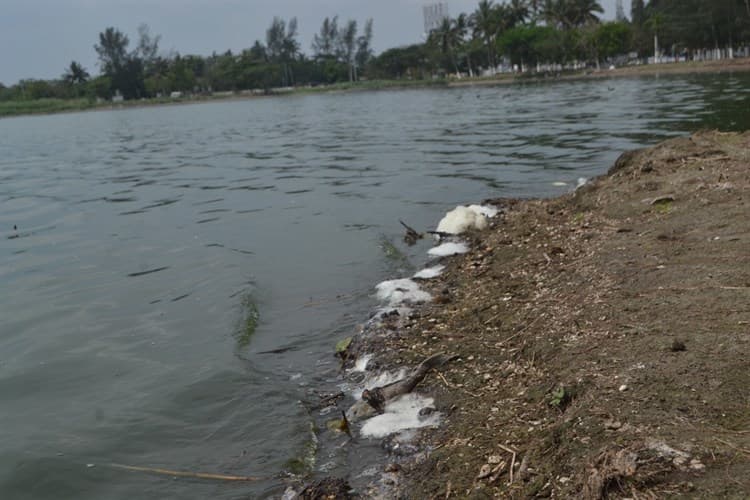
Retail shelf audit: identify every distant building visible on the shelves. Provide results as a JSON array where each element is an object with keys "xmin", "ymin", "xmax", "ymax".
[
  {"xmin": 112, "ymin": 90, "xmax": 124, "ymax": 103},
  {"xmin": 423, "ymin": 3, "xmax": 449, "ymax": 36}
]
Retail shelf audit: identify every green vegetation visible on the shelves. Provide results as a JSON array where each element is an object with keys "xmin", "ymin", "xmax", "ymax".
[
  {"xmin": 1, "ymin": 0, "xmax": 749, "ymax": 117},
  {"xmin": 235, "ymin": 294, "xmax": 260, "ymax": 348},
  {"xmin": 0, "ymin": 98, "xmax": 95, "ymax": 117}
]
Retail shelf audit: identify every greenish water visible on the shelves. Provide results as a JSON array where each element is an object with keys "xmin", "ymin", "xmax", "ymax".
[{"xmin": 0, "ymin": 73, "xmax": 748, "ymax": 499}]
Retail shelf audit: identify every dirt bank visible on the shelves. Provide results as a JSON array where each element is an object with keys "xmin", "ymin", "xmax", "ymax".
[{"xmin": 378, "ymin": 131, "xmax": 749, "ymax": 498}]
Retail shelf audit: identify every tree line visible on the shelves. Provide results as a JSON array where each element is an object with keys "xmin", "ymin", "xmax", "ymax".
[
  {"xmin": 0, "ymin": 16, "xmax": 374, "ymax": 102},
  {"xmin": 1, "ymin": 0, "xmax": 749, "ymax": 103},
  {"xmin": 370, "ymin": 0, "xmax": 750, "ymax": 80}
]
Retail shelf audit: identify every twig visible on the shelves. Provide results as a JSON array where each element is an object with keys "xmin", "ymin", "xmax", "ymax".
[
  {"xmin": 437, "ymin": 371, "xmax": 454, "ymax": 388},
  {"xmin": 496, "ymin": 316, "xmax": 543, "ymax": 346},
  {"xmin": 317, "ymin": 391, "xmax": 345, "ymax": 406},
  {"xmin": 498, "ymin": 444, "xmax": 517, "ymax": 484},
  {"xmin": 715, "ymin": 438, "xmax": 750, "ymax": 456},
  {"xmin": 109, "ymin": 463, "xmax": 262, "ymax": 481}
]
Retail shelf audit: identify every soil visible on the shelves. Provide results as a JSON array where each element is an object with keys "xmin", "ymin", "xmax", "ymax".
[{"xmin": 369, "ymin": 131, "xmax": 749, "ymax": 498}]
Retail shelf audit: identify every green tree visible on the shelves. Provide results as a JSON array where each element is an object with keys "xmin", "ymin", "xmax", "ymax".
[
  {"xmin": 312, "ymin": 16, "xmax": 339, "ymax": 60},
  {"xmin": 429, "ymin": 17, "xmax": 461, "ymax": 75},
  {"xmin": 266, "ymin": 17, "xmax": 299, "ymax": 86},
  {"xmin": 569, "ymin": 0, "xmax": 604, "ymax": 26},
  {"xmin": 94, "ymin": 27, "xmax": 129, "ymax": 74},
  {"xmin": 136, "ymin": 24, "xmax": 160, "ymax": 65},
  {"xmin": 355, "ymin": 19, "xmax": 375, "ymax": 77},
  {"xmin": 94, "ymin": 27, "xmax": 147, "ymax": 99},
  {"xmin": 471, "ymin": 0, "xmax": 501, "ymax": 71},
  {"xmin": 338, "ymin": 19, "xmax": 358, "ymax": 81},
  {"xmin": 596, "ymin": 22, "xmax": 631, "ymax": 60},
  {"xmin": 631, "ymin": 0, "xmax": 645, "ymax": 26},
  {"xmin": 63, "ymin": 61, "xmax": 90, "ymax": 85}
]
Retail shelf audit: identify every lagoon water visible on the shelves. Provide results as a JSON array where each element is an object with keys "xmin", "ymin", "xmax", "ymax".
[{"xmin": 1, "ymin": 73, "xmax": 749, "ymax": 499}]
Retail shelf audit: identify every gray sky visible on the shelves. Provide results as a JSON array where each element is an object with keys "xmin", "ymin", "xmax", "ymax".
[{"xmin": 0, "ymin": 0, "xmax": 627, "ymax": 85}]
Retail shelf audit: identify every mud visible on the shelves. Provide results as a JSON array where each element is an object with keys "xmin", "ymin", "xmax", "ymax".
[{"xmin": 371, "ymin": 131, "xmax": 750, "ymax": 498}]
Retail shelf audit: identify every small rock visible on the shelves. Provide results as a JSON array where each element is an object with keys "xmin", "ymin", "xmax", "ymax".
[
  {"xmin": 604, "ymin": 419, "xmax": 622, "ymax": 430},
  {"xmin": 384, "ymin": 463, "xmax": 402, "ymax": 473},
  {"xmin": 671, "ymin": 340, "xmax": 687, "ymax": 352},
  {"xmin": 689, "ymin": 459, "xmax": 705, "ymax": 471},
  {"xmin": 487, "ymin": 455, "xmax": 502, "ymax": 465},
  {"xmin": 477, "ymin": 464, "xmax": 493, "ymax": 479},
  {"xmin": 619, "ymin": 384, "xmax": 628, "ymax": 392}
]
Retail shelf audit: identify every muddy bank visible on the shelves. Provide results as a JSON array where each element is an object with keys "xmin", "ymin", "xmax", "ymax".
[{"xmin": 361, "ymin": 131, "xmax": 750, "ymax": 498}]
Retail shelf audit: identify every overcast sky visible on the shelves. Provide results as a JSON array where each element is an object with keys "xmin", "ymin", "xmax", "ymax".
[{"xmin": 0, "ymin": 0, "xmax": 629, "ymax": 85}]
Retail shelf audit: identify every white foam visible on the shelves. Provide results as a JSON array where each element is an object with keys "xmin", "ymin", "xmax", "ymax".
[
  {"xmin": 413, "ymin": 265, "xmax": 445, "ymax": 279},
  {"xmin": 352, "ymin": 354, "xmax": 373, "ymax": 372},
  {"xmin": 467, "ymin": 204, "xmax": 499, "ymax": 218},
  {"xmin": 552, "ymin": 181, "xmax": 568, "ymax": 187},
  {"xmin": 436, "ymin": 206, "xmax": 488, "ymax": 234},
  {"xmin": 363, "ymin": 369, "xmax": 407, "ymax": 391},
  {"xmin": 359, "ymin": 393, "xmax": 441, "ymax": 438},
  {"xmin": 375, "ymin": 279, "xmax": 431, "ymax": 305},
  {"xmin": 576, "ymin": 177, "xmax": 588, "ymax": 188},
  {"xmin": 428, "ymin": 242, "xmax": 469, "ymax": 257}
]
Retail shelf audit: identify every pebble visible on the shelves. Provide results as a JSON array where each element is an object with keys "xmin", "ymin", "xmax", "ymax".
[{"xmin": 619, "ymin": 384, "xmax": 628, "ymax": 392}]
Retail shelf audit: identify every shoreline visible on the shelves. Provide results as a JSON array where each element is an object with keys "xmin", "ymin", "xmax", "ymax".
[
  {"xmin": 448, "ymin": 57, "xmax": 750, "ymax": 87},
  {"xmin": 341, "ymin": 131, "xmax": 749, "ymax": 498},
  {"xmin": 3, "ymin": 58, "xmax": 750, "ymax": 120}
]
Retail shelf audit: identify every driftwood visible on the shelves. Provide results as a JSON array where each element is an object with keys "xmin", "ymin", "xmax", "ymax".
[
  {"xmin": 399, "ymin": 220, "xmax": 424, "ymax": 246},
  {"xmin": 109, "ymin": 463, "xmax": 262, "ymax": 482},
  {"xmin": 361, "ymin": 353, "xmax": 457, "ymax": 413}
]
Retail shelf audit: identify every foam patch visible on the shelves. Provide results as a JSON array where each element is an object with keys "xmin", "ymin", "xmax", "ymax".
[
  {"xmin": 359, "ymin": 393, "xmax": 441, "ymax": 438},
  {"xmin": 375, "ymin": 278, "xmax": 431, "ymax": 305},
  {"xmin": 428, "ymin": 242, "xmax": 469, "ymax": 257},
  {"xmin": 413, "ymin": 265, "xmax": 445, "ymax": 279}
]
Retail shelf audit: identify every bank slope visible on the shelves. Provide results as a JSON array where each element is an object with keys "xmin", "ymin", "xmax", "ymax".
[{"xmin": 395, "ymin": 131, "xmax": 750, "ymax": 498}]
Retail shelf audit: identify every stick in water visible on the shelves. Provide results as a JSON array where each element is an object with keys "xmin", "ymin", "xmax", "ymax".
[{"xmin": 109, "ymin": 463, "xmax": 263, "ymax": 482}]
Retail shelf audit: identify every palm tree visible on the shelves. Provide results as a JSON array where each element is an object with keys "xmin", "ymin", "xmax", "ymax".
[
  {"xmin": 471, "ymin": 0, "xmax": 501, "ymax": 71},
  {"xmin": 542, "ymin": 0, "xmax": 568, "ymax": 29},
  {"xmin": 508, "ymin": 0, "xmax": 530, "ymax": 26},
  {"xmin": 543, "ymin": 0, "xmax": 603, "ymax": 29},
  {"xmin": 63, "ymin": 61, "xmax": 90, "ymax": 84},
  {"xmin": 569, "ymin": 0, "xmax": 604, "ymax": 26},
  {"xmin": 429, "ymin": 16, "xmax": 468, "ymax": 77}
]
